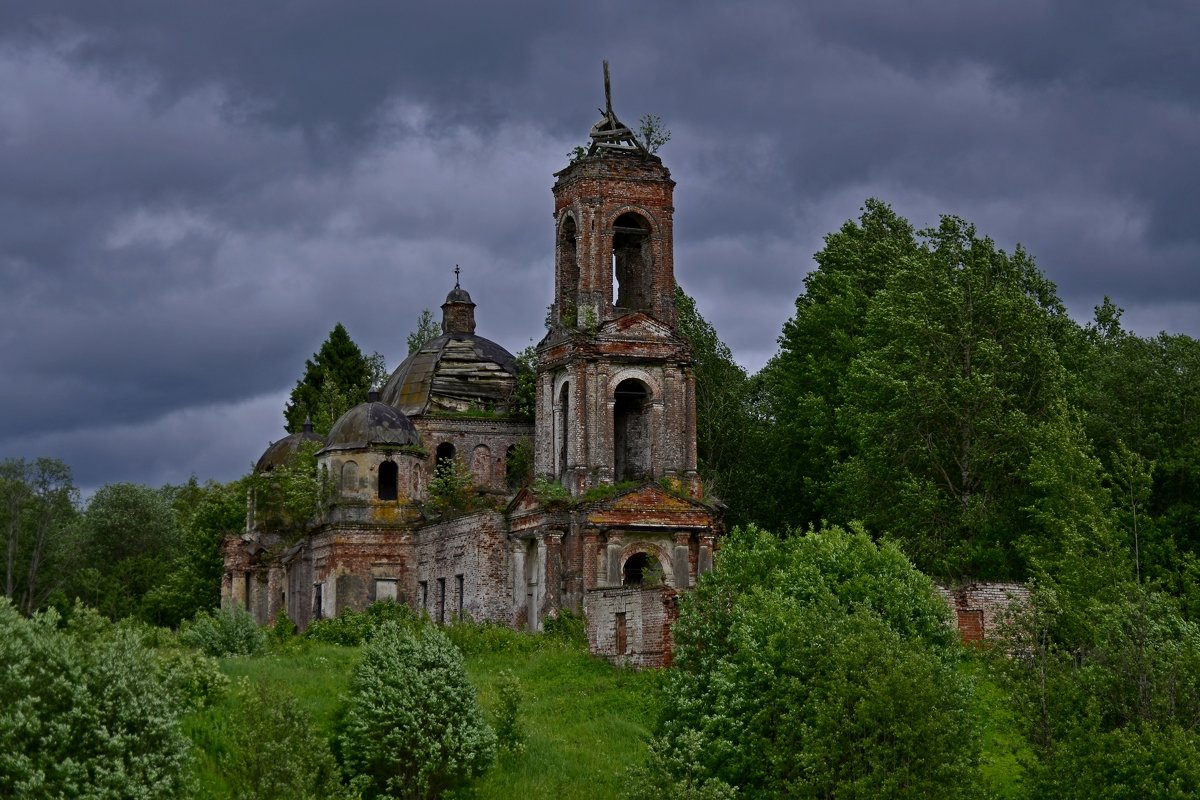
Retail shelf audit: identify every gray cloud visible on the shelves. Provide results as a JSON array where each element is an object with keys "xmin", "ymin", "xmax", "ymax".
[{"xmin": 1, "ymin": 1, "xmax": 1196, "ymax": 490}]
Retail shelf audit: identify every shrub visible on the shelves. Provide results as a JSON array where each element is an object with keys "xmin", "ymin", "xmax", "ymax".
[
  {"xmin": 0, "ymin": 598, "xmax": 193, "ymax": 798},
  {"xmin": 494, "ymin": 669, "xmax": 526, "ymax": 755},
  {"xmin": 340, "ymin": 622, "xmax": 496, "ymax": 798},
  {"xmin": 305, "ymin": 600, "xmax": 420, "ymax": 647},
  {"xmin": 640, "ymin": 524, "xmax": 981, "ymax": 799},
  {"xmin": 180, "ymin": 605, "xmax": 266, "ymax": 657},
  {"xmin": 221, "ymin": 682, "xmax": 347, "ymax": 800},
  {"xmin": 542, "ymin": 608, "xmax": 587, "ymax": 646}
]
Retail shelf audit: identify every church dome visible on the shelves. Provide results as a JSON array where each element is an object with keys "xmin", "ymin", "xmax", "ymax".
[
  {"xmin": 380, "ymin": 277, "xmax": 518, "ymax": 416},
  {"xmin": 323, "ymin": 393, "xmax": 420, "ymax": 452},
  {"xmin": 255, "ymin": 420, "xmax": 325, "ymax": 472},
  {"xmin": 380, "ymin": 333, "xmax": 518, "ymax": 416}
]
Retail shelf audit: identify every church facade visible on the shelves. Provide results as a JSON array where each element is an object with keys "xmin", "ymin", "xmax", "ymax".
[{"xmin": 222, "ymin": 80, "xmax": 722, "ymax": 666}]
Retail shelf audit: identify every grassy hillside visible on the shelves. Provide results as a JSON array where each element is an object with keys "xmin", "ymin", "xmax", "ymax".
[{"xmin": 183, "ymin": 623, "xmax": 659, "ymax": 799}]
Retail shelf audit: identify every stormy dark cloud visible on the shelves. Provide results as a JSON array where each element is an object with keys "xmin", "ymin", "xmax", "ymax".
[{"xmin": 1, "ymin": 1, "xmax": 1196, "ymax": 492}]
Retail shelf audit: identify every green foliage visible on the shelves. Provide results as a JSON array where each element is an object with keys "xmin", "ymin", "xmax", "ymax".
[
  {"xmin": 511, "ymin": 345, "xmax": 538, "ymax": 422},
  {"xmin": 285, "ymin": 322, "xmax": 383, "ymax": 434},
  {"xmin": 407, "ymin": 307, "xmax": 442, "ymax": 355},
  {"xmin": 153, "ymin": 646, "xmax": 230, "ymax": 712},
  {"xmin": 427, "ymin": 456, "xmax": 478, "ymax": 515},
  {"xmin": 532, "ymin": 476, "xmax": 571, "ymax": 507},
  {"xmin": 579, "ymin": 480, "xmax": 641, "ymax": 504},
  {"xmin": 493, "ymin": 669, "xmax": 526, "ymax": 755},
  {"xmin": 1, "ymin": 456, "xmax": 78, "ymax": 614},
  {"xmin": 180, "ymin": 605, "xmax": 267, "ymax": 658},
  {"xmin": 542, "ymin": 608, "xmax": 587, "ymax": 646},
  {"xmin": 567, "ymin": 145, "xmax": 588, "ymax": 164},
  {"xmin": 219, "ymin": 681, "xmax": 347, "ymax": 800},
  {"xmin": 637, "ymin": 113, "xmax": 672, "ymax": 154},
  {"xmin": 66, "ymin": 481, "xmax": 182, "ymax": 622},
  {"xmin": 506, "ymin": 436, "xmax": 535, "ymax": 491},
  {"xmin": 340, "ymin": 622, "xmax": 496, "ymax": 799},
  {"xmin": 0, "ymin": 599, "xmax": 194, "ymax": 798},
  {"xmin": 645, "ymin": 523, "xmax": 981, "ymax": 799},
  {"xmin": 144, "ymin": 476, "xmax": 248, "ymax": 627},
  {"xmin": 305, "ymin": 599, "xmax": 421, "ymax": 646},
  {"xmin": 250, "ymin": 440, "xmax": 330, "ymax": 538}
]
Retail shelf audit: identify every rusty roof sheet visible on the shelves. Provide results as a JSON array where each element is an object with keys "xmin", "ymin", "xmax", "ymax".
[
  {"xmin": 321, "ymin": 401, "xmax": 419, "ymax": 452},
  {"xmin": 380, "ymin": 333, "xmax": 517, "ymax": 416}
]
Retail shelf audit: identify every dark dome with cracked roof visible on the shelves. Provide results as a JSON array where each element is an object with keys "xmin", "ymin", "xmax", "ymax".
[
  {"xmin": 323, "ymin": 396, "xmax": 420, "ymax": 452},
  {"xmin": 255, "ymin": 421, "xmax": 326, "ymax": 472},
  {"xmin": 380, "ymin": 332, "xmax": 518, "ymax": 417}
]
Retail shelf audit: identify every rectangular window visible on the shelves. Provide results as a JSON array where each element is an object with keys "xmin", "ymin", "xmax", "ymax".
[
  {"xmin": 418, "ymin": 581, "xmax": 428, "ymax": 611},
  {"xmin": 615, "ymin": 611, "xmax": 627, "ymax": 654},
  {"xmin": 437, "ymin": 578, "xmax": 446, "ymax": 624},
  {"xmin": 243, "ymin": 571, "xmax": 252, "ymax": 612},
  {"xmin": 375, "ymin": 579, "xmax": 398, "ymax": 602},
  {"xmin": 455, "ymin": 574, "xmax": 464, "ymax": 619},
  {"xmin": 313, "ymin": 583, "xmax": 323, "ymax": 620}
]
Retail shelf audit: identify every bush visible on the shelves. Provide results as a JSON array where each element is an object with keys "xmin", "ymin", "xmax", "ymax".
[
  {"xmin": 640, "ymin": 524, "xmax": 982, "ymax": 799},
  {"xmin": 494, "ymin": 669, "xmax": 526, "ymax": 755},
  {"xmin": 341, "ymin": 622, "xmax": 496, "ymax": 798},
  {"xmin": 0, "ymin": 599, "xmax": 194, "ymax": 798},
  {"xmin": 305, "ymin": 599, "xmax": 420, "ymax": 647},
  {"xmin": 180, "ymin": 605, "xmax": 266, "ymax": 657},
  {"xmin": 221, "ymin": 682, "xmax": 347, "ymax": 800}
]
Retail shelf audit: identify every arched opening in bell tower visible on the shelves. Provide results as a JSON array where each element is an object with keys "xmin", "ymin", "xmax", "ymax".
[
  {"xmin": 614, "ymin": 378, "xmax": 651, "ymax": 481},
  {"xmin": 612, "ymin": 212, "xmax": 653, "ymax": 313},
  {"xmin": 556, "ymin": 382, "xmax": 570, "ymax": 479},
  {"xmin": 557, "ymin": 215, "xmax": 579, "ymax": 321}
]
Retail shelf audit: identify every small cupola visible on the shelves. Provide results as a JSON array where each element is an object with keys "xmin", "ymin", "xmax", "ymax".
[{"xmin": 441, "ymin": 266, "xmax": 476, "ymax": 334}]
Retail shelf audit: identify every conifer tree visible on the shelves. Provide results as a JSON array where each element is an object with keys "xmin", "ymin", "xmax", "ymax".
[{"xmin": 284, "ymin": 323, "xmax": 383, "ymax": 434}]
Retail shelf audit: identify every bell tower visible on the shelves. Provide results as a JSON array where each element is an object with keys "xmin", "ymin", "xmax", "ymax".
[{"xmin": 535, "ymin": 63, "xmax": 700, "ymax": 497}]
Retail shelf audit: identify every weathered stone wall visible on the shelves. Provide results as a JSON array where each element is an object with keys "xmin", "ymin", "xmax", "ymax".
[
  {"xmin": 413, "ymin": 511, "xmax": 512, "ymax": 624},
  {"xmin": 936, "ymin": 582, "xmax": 1031, "ymax": 643},
  {"xmin": 585, "ymin": 585, "xmax": 678, "ymax": 668},
  {"xmin": 414, "ymin": 418, "xmax": 532, "ymax": 494}
]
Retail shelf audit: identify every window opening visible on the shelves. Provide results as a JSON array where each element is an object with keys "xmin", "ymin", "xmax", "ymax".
[
  {"xmin": 455, "ymin": 574, "xmax": 464, "ymax": 619},
  {"xmin": 313, "ymin": 583, "xmax": 323, "ymax": 620},
  {"xmin": 614, "ymin": 378, "xmax": 651, "ymax": 481},
  {"xmin": 615, "ymin": 612, "xmax": 627, "ymax": 654},
  {"xmin": 378, "ymin": 460, "xmax": 398, "ymax": 501},
  {"xmin": 243, "ymin": 571, "xmax": 252, "ymax": 612},
  {"xmin": 557, "ymin": 382, "xmax": 570, "ymax": 479},
  {"xmin": 558, "ymin": 215, "xmax": 579, "ymax": 320},
  {"xmin": 435, "ymin": 442, "xmax": 456, "ymax": 473},
  {"xmin": 418, "ymin": 581, "xmax": 428, "ymax": 611},
  {"xmin": 437, "ymin": 578, "xmax": 446, "ymax": 624},
  {"xmin": 623, "ymin": 552, "xmax": 650, "ymax": 586},
  {"xmin": 612, "ymin": 212, "xmax": 652, "ymax": 312}
]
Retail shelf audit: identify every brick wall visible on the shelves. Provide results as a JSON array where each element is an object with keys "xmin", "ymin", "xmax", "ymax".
[
  {"xmin": 414, "ymin": 511, "xmax": 512, "ymax": 624},
  {"xmin": 937, "ymin": 582, "xmax": 1031, "ymax": 643},
  {"xmin": 585, "ymin": 585, "xmax": 678, "ymax": 668}
]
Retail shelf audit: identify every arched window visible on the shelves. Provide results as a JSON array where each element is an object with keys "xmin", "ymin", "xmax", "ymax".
[
  {"xmin": 623, "ymin": 552, "xmax": 650, "ymax": 586},
  {"xmin": 435, "ymin": 442, "xmax": 456, "ymax": 474},
  {"xmin": 612, "ymin": 212, "xmax": 652, "ymax": 313},
  {"xmin": 614, "ymin": 378, "xmax": 651, "ymax": 481},
  {"xmin": 556, "ymin": 382, "xmax": 570, "ymax": 479},
  {"xmin": 341, "ymin": 461, "xmax": 359, "ymax": 495},
  {"xmin": 378, "ymin": 460, "xmax": 398, "ymax": 501},
  {"xmin": 558, "ymin": 214, "xmax": 579, "ymax": 321}
]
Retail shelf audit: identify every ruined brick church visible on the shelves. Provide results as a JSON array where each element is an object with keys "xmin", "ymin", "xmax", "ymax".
[{"xmin": 222, "ymin": 73, "xmax": 722, "ymax": 666}]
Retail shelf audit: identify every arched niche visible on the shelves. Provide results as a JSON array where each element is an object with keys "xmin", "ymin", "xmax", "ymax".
[
  {"xmin": 614, "ymin": 378, "xmax": 651, "ymax": 482},
  {"xmin": 341, "ymin": 461, "xmax": 358, "ymax": 495},
  {"xmin": 557, "ymin": 213, "xmax": 579, "ymax": 319}
]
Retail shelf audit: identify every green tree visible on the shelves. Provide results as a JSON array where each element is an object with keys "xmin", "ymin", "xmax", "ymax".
[
  {"xmin": 761, "ymin": 199, "xmax": 921, "ymax": 533},
  {"xmin": 67, "ymin": 482, "xmax": 180, "ymax": 621},
  {"xmin": 284, "ymin": 323, "xmax": 383, "ymax": 434},
  {"xmin": 220, "ymin": 682, "xmax": 346, "ymax": 799},
  {"xmin": 340, "ymin": 622, "xmax": 496, "ymax": 799},
  {"xmin": 674, "ymin": 286, "xmax": 756, "ymax": 517},
  {"xmin": 249, "ymin": 440, "xmax": 329, "ymax": 541},
  {"xmin": 510, "ymin": 345, "xmax": 537, "ymax": 422},
  {"xmin": 645, "ymin": 524, "xmax": 982, "ymax": 799},
  {"xmin": 837, "ymin": 215, "xmax": 1075, "ymax": 578},
  {"xmin": 637, "ymin": 113, "xmax": 672, "ymax": 154},
  {"xmin": 407, "ymin": 308, "xmax": 442, "ymax": 355},
  {"xmin": 144, "ymin": 476, "xmax": 249, "ymax": 627},
  {"xmin": 1, "ymin": 457, "xmax": 78, "ymax": 614},
  {"xmin": 0, "ymin": 599, "xmax": 193, "ymax": 798}
]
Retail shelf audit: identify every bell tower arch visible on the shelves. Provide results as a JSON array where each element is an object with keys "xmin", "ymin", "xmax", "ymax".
[{"xmin": 534, "ymin": 63, "xmax": 700, "ymax": 498}]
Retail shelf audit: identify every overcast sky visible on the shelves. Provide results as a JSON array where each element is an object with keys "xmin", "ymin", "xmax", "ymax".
[{"xmin": 2, "ymin": 1, "xmax": 1197, "ymax": 493}]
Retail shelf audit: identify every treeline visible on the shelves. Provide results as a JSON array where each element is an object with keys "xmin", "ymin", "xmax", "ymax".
[
  {"xmin": 689, "ymin": 199, "xmax": 1198, "ymax": 591},
  {"xmin": 1, "ymin": 464, "xmax": 246, "ymax": 627}
]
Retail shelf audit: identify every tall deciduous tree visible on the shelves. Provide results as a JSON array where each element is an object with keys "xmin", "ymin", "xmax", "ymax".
[
  {"xmin": 0, "ymin": 458, "xmax": 77, "ymax": 614},
  {"xmin": 284, "ymin": 323, "xmax": 385, "ymax": 434},
  {"xmin": 406, "ymin": 308, "xmax": 442, "ymax": 355}
]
